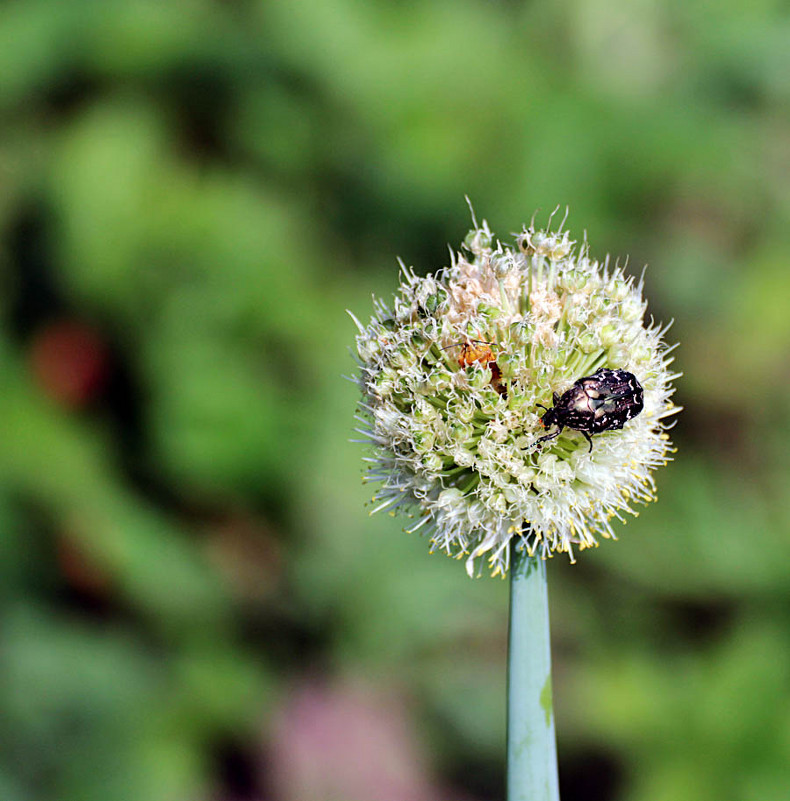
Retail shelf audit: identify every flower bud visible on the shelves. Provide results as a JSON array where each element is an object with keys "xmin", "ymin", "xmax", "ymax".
[
  {"xmin": 464, "ymin": 227, "xmax": 492, "ymax": 253},
  {"xmin": 413, "ymin": 430, "xmax": 436, "ymax": 453},
  {"xmin": 423, "ymin": 452, "xmax": 444, "ymax": 473},
  {"xmin": 492, "ymin": 255, "xmax": 515, "ymax": 279},
  {"xmin": 599, "ymin": 324, "xmax": 619, "ymax": 348},
  {"xmin": 620, "ymin": 296, "xmax": 643, "ymax": 322}
]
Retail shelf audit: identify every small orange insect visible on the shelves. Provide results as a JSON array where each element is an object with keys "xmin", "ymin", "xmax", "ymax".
[{"xmin": 445, "ymin": 339, "xmax": 506, "ymax": 396}]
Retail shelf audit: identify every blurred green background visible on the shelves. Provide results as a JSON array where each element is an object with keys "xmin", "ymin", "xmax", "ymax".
[{"xmin": 0, "ymin": 2, "xmax": 788, "ymax": 800}]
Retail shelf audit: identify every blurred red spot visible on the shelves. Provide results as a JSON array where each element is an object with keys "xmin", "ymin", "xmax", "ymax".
[
  {"xmin": 30, "ymin": 320, "xmax": 110, "ymax": 408},
  {"xmin": 57, "ymin": 532, "xmax": 111, "ymax": 596}
]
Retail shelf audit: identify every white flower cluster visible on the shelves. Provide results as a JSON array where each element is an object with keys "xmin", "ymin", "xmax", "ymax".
[{"xmin": 351, "ymin": 211, "xmax": 680, "ymax": 577}]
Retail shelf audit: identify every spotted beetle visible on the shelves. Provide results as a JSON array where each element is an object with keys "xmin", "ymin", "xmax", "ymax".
[{"xmin": 535, "ymin": 368, "xmax": 644, "ymax": 452}]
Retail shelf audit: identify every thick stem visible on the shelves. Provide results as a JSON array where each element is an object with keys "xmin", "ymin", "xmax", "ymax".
[{"xmin": 506, "ymin": 542, "xmax": 560, "ymax": 801}]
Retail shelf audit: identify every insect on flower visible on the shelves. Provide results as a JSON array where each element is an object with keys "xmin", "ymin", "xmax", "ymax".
[
  {"xmin": 445, "ymin": 339, "xmax": 506, "ymax": 396},
  {"xmin": 536, "ymin": 368, "xmax": 644, "ymax": 452},
  {"xmin": 352, "ymin": 208, "xmax": 679, "ymax": 576}
]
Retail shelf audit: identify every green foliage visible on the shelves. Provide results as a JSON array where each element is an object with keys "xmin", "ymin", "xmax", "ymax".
[{"xmin": 0, "ymin": 1, "xmax": 788, "ymax": 799}]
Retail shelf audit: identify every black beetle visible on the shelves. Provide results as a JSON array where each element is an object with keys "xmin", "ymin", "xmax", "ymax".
[{"xmin": 536, "ymin": 368, "xmax": 644, "ymax": 452}]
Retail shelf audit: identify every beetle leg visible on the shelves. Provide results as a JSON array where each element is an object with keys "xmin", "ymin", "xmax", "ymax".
[
  {"xmin": 535, "ymin": 427, "xmax": 562, "ymax": 447},
  {"xmin": 582, "ymin": 430, "xmax": 593, "ymax": 453}
]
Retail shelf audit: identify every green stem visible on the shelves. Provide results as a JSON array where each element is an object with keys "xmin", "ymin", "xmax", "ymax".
[{"xmin": 507, "ymin": 540, "xmax": 560, "ymax": 801}]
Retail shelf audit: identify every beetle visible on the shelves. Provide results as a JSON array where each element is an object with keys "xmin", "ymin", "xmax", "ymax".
[
  {"xmin": 444, "ymin": 339, "xmax": 506, "ymax": 396},
  {"xmin": 535, "ymin": 368, "xmax": 644, "ymax": 452}
]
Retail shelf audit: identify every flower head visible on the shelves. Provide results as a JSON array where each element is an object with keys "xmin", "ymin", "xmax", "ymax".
[{"xmin": 351, "ymin": 209, "xmax": 680, "ymax": 577}]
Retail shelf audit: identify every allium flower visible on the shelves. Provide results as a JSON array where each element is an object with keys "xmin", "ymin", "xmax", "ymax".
[{"xmin": 351, "ymin": 209, "xmax": 679, "ymax": 577}]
